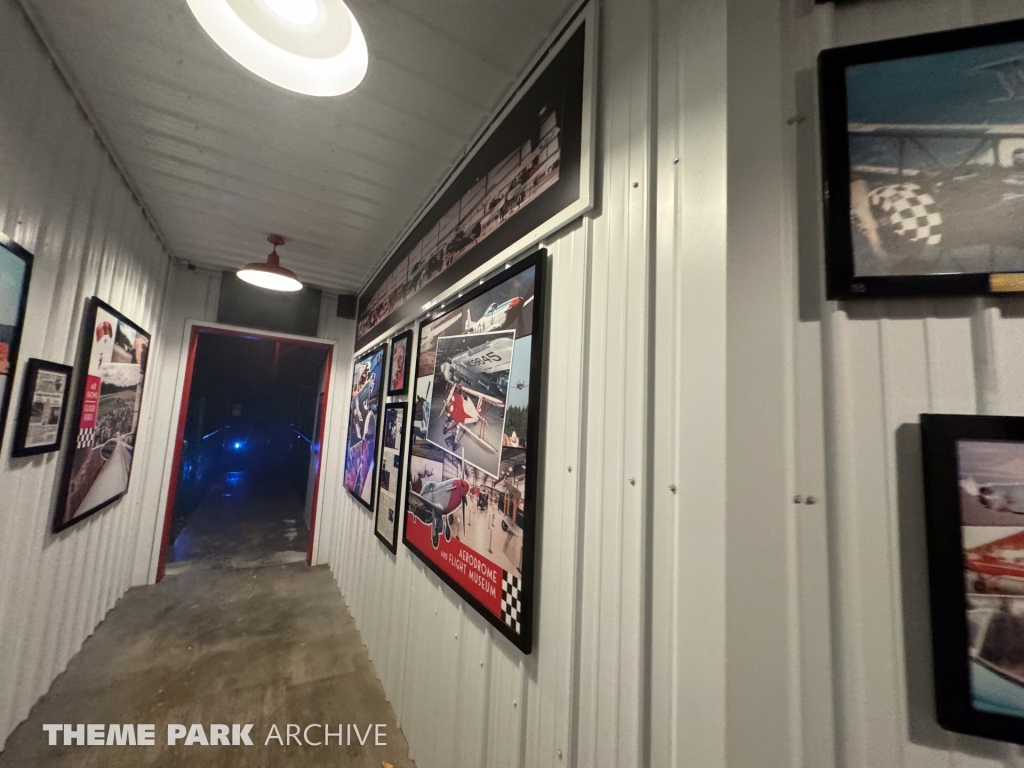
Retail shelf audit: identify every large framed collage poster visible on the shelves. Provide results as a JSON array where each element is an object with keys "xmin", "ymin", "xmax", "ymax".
[{"xmin": 403, "ymin": 250, "xmax": 545, "ymax": 654}]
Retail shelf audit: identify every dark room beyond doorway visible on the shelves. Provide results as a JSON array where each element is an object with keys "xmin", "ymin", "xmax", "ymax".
[{"xmin": 165, "ymin": 330, "xmax": 330, "ymax": 573}]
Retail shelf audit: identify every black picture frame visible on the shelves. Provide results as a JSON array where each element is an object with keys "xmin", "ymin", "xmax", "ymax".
[
  {"xmin": 54, "ymin": 297, "xmax": 152, "ymax": 532},
  {"xmin": 402, "ymin": 249, "xmax": 546, "ymax": 654},
  {"xmin": 0, "ymin": 232, "xmax": 33, "ymax": 453},
  {"xmin": 374, "ymin": 402, "xmax": 407, "ymax": 553},
  {"xmin": 386, "ymin": 329, "xmax": 413, "ymax": 397},
  {"xmin": 343, "ymin": 342, "xmax": 388, "ymax": 511},
  {"xmin": 355, "ymin": 4, "xmax": 595, "ymax": 348},
  {"xmin": 12, "ymin": 359, "xmax": 72, "ymax": 457},
  {"xmin": 921, "ymin": 413, "xmax": 1024, "ymax": 744},
  {"xmin": 819, "ymin": 19, "xmax": 1024, "ymax": 299}
]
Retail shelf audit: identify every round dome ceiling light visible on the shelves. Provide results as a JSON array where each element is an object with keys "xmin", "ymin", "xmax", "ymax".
[
  {"xmin": 237, "ymin": 234, "xmax": 303, "ymax": 292},
  {"xmin": 186, "ymin": 0, "xmax": 368, "ymax": 96}
]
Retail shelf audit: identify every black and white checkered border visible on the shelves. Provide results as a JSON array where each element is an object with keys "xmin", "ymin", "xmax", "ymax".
[
  {"xmin": 500, "ymin": 572, "xmax": 522, "ymax": 635},
  {"xmin": 869, "ymin": 183, "xmax": 943, "ymax": 246},
  {"xmin": 76, "ymin": 427, "xmax": 96, "ymax": 449}
]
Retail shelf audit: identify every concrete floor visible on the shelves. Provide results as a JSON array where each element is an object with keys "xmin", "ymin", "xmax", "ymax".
[
  {"xmin": 168, "ymin": 468, "xmax": 310, "ymax": 572},
  {"xmin": 0, "ymin": 474, "xmax": 415, "ymax": 767}
]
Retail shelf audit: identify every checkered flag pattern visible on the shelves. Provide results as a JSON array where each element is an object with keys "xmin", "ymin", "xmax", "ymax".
[
  {"xmin": 869, "ymin": 183, "xmax": 943, "ymax": 246},
  {"xmin": 500, "ymin": 572, "xmax": 522, "ymax": 635},
  {"xmin": 76, "ymin": 427, "xmax": 96, "ymax": 449}
]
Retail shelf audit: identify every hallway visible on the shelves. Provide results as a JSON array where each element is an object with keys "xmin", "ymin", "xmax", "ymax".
[
  {"xmin": 168, "ymin": 468, "xmax": 311, "ymax": 572},
  {"xmin": 0, "ymin": 562, "xmax": 415, "ymax": 768}
]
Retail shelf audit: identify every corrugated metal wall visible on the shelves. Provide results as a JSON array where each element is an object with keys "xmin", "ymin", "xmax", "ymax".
[
  {"xmin": 318, "ymin": 0, "xmax": 654, "ymax": 765},
  {"xmin": 0, "ymin": 0, "xmax": 171, "ymax": 748},
  {"xmin": 798, "ymin": 2, "xmax": 1024, "ymax": 767}
]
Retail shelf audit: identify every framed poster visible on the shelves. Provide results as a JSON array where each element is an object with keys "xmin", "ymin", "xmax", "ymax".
[
  {"xmin": 387, "ymin": 329, "xmax": 413, "ymax": 396},
  {"xmin": 375, "ymin": 402, "xmax": 407, "ymax": 553},
  {"xmin": 403, "ymin": 249, "xmax": 545, "ymax": 654},
  {"xmin": 343, "ymin": 342, "xmax": 386, "ymax": 510},
  {"xmin": 922, "ymin": 413, "xmax": 1024, "ymax": 744},
  {"xmin": 820, "ymin": 19, "xmax": 1024, "ymax": 299},
  {"xmin": 356, "ymin": 4, "xmax": 595, "ymax": 348},
  {"xmin": 0, "ymin": 232, "xmax": 33, "ymax": 452},
  {"xmin": 12, "ymin": 359, "xmax": 72, "ymax": 457},
  {"xmin": 54, "ymin": 298, "xmax": 151, "ymax": 532}
]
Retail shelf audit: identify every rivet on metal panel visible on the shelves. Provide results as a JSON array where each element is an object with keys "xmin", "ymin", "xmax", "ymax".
[
  {"xmin": 673, "ymin": 158, "xmax": 679, "ymax": 165},
  {"xmin": 629, "ymin": 477, "xmax": 636, "ymax": 486},
  {"xmin": 668, "ymin": 484, "xmax": 676, "ymax": 493},
  {"xmin": 513, "ymin": 700, "xmax": 518, "ymax": 708},
  {"xmin": 454, "ymin": 633, "xmax": 458, "ymax": 640},
  {"xmin": 805, "ymin": 496, "xmax": 818, "ymax": 505},
  {"xmin": 557, "ymin": 749, "xmax": 563, "ymax": 759},
  {"xmin": 480, "ymin": 661, "xmax": 484, "ymax": 667},
  {"xmin": 632, "ymin": 181, "xmax": 639, "ymax": 188},
  {"xmin": 567, "ymin": 465, "xmax": 572, "ymax": 473},
  {"xmin": 793, "ymin": 495, "xmax": 803, "ymax": 504}
]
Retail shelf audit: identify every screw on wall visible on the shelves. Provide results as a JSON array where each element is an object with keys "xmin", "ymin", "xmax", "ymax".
[
  {"xmin": 668, "ymin": 484, "xmax": 677, "ymax": 493},
  {"xmin": 805, "ymin": 496, "xmax": 818, "ymax": 505},
  {"xmin": 628, "ymin": 477, "xmax": 636, "ymax": 486},
  {"xmin": 793, "ymin": 495, "xmax": 803, "ymax": 504}
]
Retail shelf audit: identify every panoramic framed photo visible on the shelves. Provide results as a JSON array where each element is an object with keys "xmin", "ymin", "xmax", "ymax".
[
  {"xmin": 343, "ymin": 342, "xmax": 387, "ymax": 511},
  {"xmin": 403, "ymin": 249, "xmax": 546, "ymax": 654},
  {"xmin": 820, "ymin": 19, "xmax": 1024, "ymax": 299},
  {"xmin": 0, "ymin": 232, "xmax": 33, "ymax": 453},
  {"xmin": 387, "ymin": 329, "xmax": 413, "ymax": 397},
  {"xmin": 374, "ymin": 402, "xmax": 407, "ymax": 553},
  {"xmin": 54, "ymin": 297, "xmax": 151, "ymax": 532},
  {"xmin": 921, "ymin": 413, "xmax": 1024, "ymax": 744},
  {"xmin": 356, "ymin": 4, "xmax": 595, "ymax": 348},
  {"xmin": 12, "ymin": 359, "xmax": 72, "ymax": 457}
]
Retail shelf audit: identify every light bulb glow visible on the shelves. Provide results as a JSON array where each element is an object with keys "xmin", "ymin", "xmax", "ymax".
[
  {"xmin": 237, "ymin": 267, "xmax": 303, "ymax": 292},
  {"xmin": 186, "ymin": 0, "xmax": 368, "ymax": 96},
  {"xmin": 263, "ymin": 0, "xmax": 318, "ymax": 25}
]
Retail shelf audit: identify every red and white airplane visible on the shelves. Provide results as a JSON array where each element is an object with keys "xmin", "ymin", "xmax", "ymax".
[{"xmin": 409, "ymin": 475, "xmax": 471, "ymax": 549}]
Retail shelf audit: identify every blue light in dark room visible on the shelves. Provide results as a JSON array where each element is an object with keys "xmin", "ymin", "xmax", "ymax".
[{"xmin": 233, "ymin": 441, "xmax": 245, "ymax": 451}]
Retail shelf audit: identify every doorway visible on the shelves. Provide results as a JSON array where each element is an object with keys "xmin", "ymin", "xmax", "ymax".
[{"xmin": 157, "ymin": 326, "xmax": 333, "ymax": 579}]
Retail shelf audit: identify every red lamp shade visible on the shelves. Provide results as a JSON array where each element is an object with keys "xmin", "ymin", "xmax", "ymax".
[{"xmin": 237, "ymin": 234, "xmax": 302, "ymax": 292}]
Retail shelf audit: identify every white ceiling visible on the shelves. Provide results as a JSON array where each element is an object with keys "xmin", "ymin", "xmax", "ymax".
[{"xmin": 20, "ymin": 0, "xmax": 578, "ymax": 294}]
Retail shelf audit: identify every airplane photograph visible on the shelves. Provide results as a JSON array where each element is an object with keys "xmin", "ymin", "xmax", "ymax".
[
  {"xmin": 459, "ymin": 264, "xmax": 536, "ymax": 338},
  {"xmin": 406, "ymin": 437, "xmax": 525, "ymax": 574},
  {"xmin": 407, "ymin": 438, "xmax": 471, "ymax": 550},
  {"xmin": 844, "ymin": 39, "xmax": 1024, "ymax": 277},
  {"xmin": 427, "ymin": 332, "xmax": 514, "ymax": 479}
]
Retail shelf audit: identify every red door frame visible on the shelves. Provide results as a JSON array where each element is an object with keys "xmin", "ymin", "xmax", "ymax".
[{"xmin": 156, "ymin": 324, "xmax": 334, "ymax": 581}]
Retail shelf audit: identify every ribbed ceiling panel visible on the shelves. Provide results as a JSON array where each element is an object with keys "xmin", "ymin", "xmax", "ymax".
[{"xmin": 21, "ymin": 0, "xmax": 578, "ymax": 293}]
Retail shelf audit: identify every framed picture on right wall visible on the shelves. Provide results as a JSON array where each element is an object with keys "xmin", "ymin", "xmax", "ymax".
[
  {"xmin": 922, "ymin": 413, "xmax": 1024, "ymax": 744},
  {"xmin": 820, "ymin": 19, "xmax": 1024, "ymax": 299}
]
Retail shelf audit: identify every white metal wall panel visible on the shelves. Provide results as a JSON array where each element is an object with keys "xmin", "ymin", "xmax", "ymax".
[
  {"xmin": 0, "ymin": 0, "xmax": 170, "ymax": 748},
  {"xmin": 794, "ymin": 1, "xmax": 1024, "ymax": 767}
]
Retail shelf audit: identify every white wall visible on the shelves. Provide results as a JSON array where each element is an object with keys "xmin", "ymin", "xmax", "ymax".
[
  {"xmin": 795, "ymin": 3, "xmax": 1024, "ymax": 768},
  {"xmin": 317, "ymin": 0, "xmax": 653, "ymax": 766},
  {"xmin": 0, "ymin": 0, "xmax": 171, "ymax": 748}
]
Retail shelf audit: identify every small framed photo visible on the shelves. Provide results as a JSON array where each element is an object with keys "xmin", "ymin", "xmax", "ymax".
[
  {"xmin": 343, "ymin": 343, "xmax": 387, "ymax": 511},
  {"xmin": 13, "ymin": 359, "xmax": 72, "ymax": 457},
  {"xmin": 820, "ymin": 19, "xmax": 1024, "ymax": 299},
  {"xmin": 374, "ymin": 402, "xmax": 407, "ymax": 553},
  {"xmin": 922, "ymin": 414, "xmax": 1024, "ymax": 744},
  {"xmin": 387, "ymin": 330, "xmax": 413, "ymax": 397}
]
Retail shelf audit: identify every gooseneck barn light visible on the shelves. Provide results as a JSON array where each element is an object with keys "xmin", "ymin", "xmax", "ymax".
[
  {"xmin": 186, "ymin": 0, "xmax": 368, "ymax": 96},
  {"xmin": 237, "ymin": 234, "xmax": 303, "ymax": 292}
]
